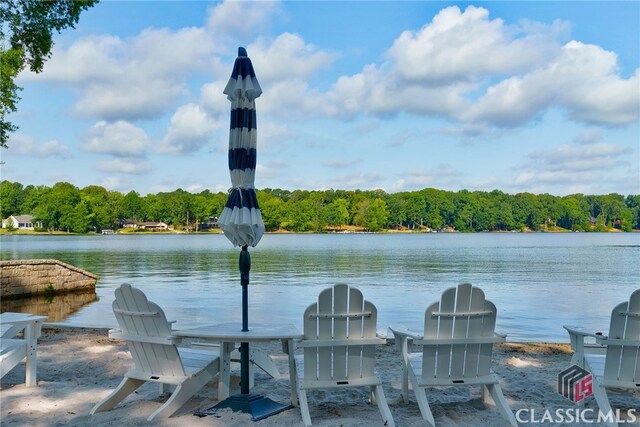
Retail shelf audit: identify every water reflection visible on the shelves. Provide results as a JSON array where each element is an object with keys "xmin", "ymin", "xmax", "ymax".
[{"xmin": 1, "ymin": 290, "xmax": 98, "ymax": 322}]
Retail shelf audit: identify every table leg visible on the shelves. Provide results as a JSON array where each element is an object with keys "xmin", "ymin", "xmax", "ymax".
[
  {"xmin": 218, "ymin": 341, "xmax": 234, "ymax": 400},
  {"xmin": 284, "ymin": 339, "xmax": 298, "ymax": 406},
  {"xmin": 24, "ymin": 322, "xmax": 37, "ymax": 387}
]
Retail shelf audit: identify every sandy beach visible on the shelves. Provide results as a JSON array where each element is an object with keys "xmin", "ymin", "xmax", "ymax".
[{"xmin": 1, "ymin": 326, "xmax": 638, "ymax": 426}]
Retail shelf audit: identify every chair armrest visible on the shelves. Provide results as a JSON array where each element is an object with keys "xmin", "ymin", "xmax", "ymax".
[
  {"xmin": 563, "ymin": 325, "xmax": 603, "ymax": 339},
  {"xmin": 109, "ymin": 329, "xmax": 181, "ymax": 345},
  {"xmin": 388, "ymin": 326, "xmax": 422, "ymax": 356},
  {"xmin": 415, "ymin": 335, "xmax": 506, "ymax": 346},
  {"xmin": 596, "ymin": 337, "xmax": 638, "ymax": 347},
  {"xmin": 563, "ymin": 325, "xmax": 605, "ymax": 366},
  {"xmin": 388, "ymin": 326, "xmax": 421, "ymax": 342},
  {"xmin": 297, "ymin": 338, "xmax": 385, "ymax": 348}
]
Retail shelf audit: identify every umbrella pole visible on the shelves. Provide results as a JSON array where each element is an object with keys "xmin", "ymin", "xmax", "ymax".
[
  {"xmin": 206, "ymin": 244, "xmax": 292, "ymax": 421},
  {"xmin": 239, "ymin": 245, "xmax": 250, "ymax": 395}
]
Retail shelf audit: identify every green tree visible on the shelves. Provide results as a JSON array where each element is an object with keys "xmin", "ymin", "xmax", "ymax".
[
  {"xmin": 0, "ymin": 180, "xmax": 24, "ymax": 217},
  {"xmin": 33, "ymin": 182, "xmax": 79, "ymax": 230},
  {"xmin": 626, "ymin": 195, "xmax": 640, "ymax": 230},
  {"xmin": 20, "ymin": 184, "xmax": 48, "ymax": 214},
  {"xmin": 257, "ymin": 190, "xmax": 286, "ymax": 230},
  {"xmin": 514, "ymin": 192, "xmax": 544, "ymax": 230},
  {"xmin": 558, "ymin": 195, "xmax": 589, "ymax": 231},
  {"xmin": 324, "ymin": 197, "xmax": 350, "ymax": 227},
  {"xmin": 80, "ymin": 185, "xmax": 115, "ymax": 230},
  {"xmin": 70, "ymin": 200, "xmax": 91, "ymax": 233},
  {"xmin": 1, "ymin": 0, "xmax": 99, "ymax": 147},
  {"xmin": 119, "ymin": 190, "xmax": 145, "ymax": 221},
  {"xmin": 452, "ymin": 190, "xmax": 479, "ymax": 232},
  {"xmin": 353, "ymin": 198, "xmax": 389, "ymax": 232},
  {"xmin": 284, "ymin": 191, "xmax": 314, "ymax": 231}
]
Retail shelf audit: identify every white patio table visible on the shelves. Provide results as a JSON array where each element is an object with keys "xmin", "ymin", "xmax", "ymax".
[
  {"xmin": 0, "ymin": 312, "xmax": 48, "ymax": 386},
  {"xmin": 173, "ymin": 322, "xmax": 302, "ymax": 405}
]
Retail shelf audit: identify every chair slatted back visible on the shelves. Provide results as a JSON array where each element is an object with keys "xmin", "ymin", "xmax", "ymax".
[
  {"xmin": 604, "ymin": 289, "xmax": 640, "ymax": 383},
  {"xmin": 113, "ymin": 284, "xmax": 186, "ymax": 377},
  {"xmin": 422, "ymin": 283, "xmax": 497, "ymax": 381},
  {"xmin": 303, "ymin": 284, "xmax": 377, "ymax": 382}
]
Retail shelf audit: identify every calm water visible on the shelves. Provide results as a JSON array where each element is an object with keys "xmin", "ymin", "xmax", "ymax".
[{"xmin": 1, "ymin": 233, "xmax": 638, "ymax": 342}]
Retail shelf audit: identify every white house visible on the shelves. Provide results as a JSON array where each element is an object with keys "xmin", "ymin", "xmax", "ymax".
[{"xmin": 2, "ymin": 215, "xmax": 43, "ymax": 230}]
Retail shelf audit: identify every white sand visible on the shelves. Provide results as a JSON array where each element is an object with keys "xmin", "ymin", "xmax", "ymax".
[{"xmin": 1, "ymin": 327, "xmax": 638, "ymax": 426}]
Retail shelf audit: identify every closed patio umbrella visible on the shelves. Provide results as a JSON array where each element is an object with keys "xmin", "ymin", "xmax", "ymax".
[
  {"xmin": 212, "ymin": 47, "xmax": 290, "ymax": 420},
  {"xmin": 217, "ymin": 46, "xmax": 265, "ymax": 248}
]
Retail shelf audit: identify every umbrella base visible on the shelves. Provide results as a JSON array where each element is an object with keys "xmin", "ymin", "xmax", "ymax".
[{"xmin": 199, "ymin": 393, "xmax": 293, "ymax": 421}]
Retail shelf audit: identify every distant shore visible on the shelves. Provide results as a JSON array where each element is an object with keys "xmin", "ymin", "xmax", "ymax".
[{"xmin": 1, "ymin": 227, "xmax": 636, "ymax": 236}]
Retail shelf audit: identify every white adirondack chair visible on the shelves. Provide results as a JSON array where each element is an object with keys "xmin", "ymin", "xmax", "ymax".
[
  {"xmin": 292, "ymin": 284, "xmax": 395, "ymax": 427},
  {"xmin": 564, "ymin": 289, "xmax": 640, "ymax": 427},
  {"xmin": 90, "ymin": 284, "xmax": 220, "ymax": 421},
  {"xmin": 389, "ymin": 283, "xmax": 517, "ymax": 427},
  {"xmin": 0, "ymin": 312, "xmax": 47, "ymax": 386}
]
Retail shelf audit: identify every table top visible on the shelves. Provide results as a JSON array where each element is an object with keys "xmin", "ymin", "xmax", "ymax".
[
  {"xmin": 173, "ymin": 322, "xmax": 302, "ymax": 341},
  {"xmin": 0, "ymin": 312, "xmax": 48, "ymax": 325}
]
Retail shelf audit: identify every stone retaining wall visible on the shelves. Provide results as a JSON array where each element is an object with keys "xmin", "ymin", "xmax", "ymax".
[{"xmin": 0, "ymin": 259, "xmax": 99, "ymax": 298}]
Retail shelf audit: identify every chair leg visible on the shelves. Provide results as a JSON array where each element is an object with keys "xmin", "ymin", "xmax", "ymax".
[
  {"xmin": 401, "ymin": 360, "xmax": 409, "ymax": 403},
  {"xmin": 483, "ymin": 384, "xmax": 517, "ymax": 427},
  {"xmin": 147, "ymin": 370, "xmax": 214, "ymax": 421},
  {"xmin": 249, "ymin": 347, "xmax": 280, "ymax": 378},
  {"xmin": 298, "ymin": 387, "xmax": 312, "ymax": 426},
  {"xmin": 90, "ymin": 377, "xmax": 145, "ymax": 415},
  {"xmin": 373, "ymin": 384, "xmax": 395, "ymax": 427},
  {"xmin": 288, "ymin": 347, "xmax": 299, "ymax": 407},
  {"xmin": 409, "ymin": 369, "xmax": 435, "ymax": 427},
  {"xmin": 592, "ymin": 383, "xmax": 617, "ymax": 427}
]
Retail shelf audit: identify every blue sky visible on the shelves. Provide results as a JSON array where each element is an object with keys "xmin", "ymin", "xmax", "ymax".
[{"xmin": 2, "ymin": 1, "xmax": 639, "ymax": 196}]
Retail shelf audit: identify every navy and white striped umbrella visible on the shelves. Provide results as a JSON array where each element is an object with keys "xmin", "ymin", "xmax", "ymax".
[{"xmin": 218, "ymin": 47, "xmax": 265, "ymax": 248}]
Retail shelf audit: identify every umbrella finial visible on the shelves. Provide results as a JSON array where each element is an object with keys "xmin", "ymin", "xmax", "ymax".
[{"xmin": 238, "ymin": 47, "xmax": 247, "ymax": 57}]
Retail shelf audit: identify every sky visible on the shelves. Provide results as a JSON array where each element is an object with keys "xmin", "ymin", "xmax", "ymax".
[{"xmin": 2, "ymin": 0, "xmax": 639, "ymax": 197}]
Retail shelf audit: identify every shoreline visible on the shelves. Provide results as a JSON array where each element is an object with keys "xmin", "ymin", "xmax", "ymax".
[
  {"xmin": 1, "ymin": 228, "xmax": 636, "ymax": 236},
  {"xmin": 1, "ymin": 326, "xmax": 638, "ymax": 426}
]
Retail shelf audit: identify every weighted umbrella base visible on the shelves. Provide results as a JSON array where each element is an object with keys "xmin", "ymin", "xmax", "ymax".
[{"xmin": 199, "ymin": 393, "xmax": 293, "ymax": 421}]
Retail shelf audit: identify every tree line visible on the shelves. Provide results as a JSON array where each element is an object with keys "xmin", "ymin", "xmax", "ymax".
[{"xmin": 1, "ymin": 180, "xmax": 638, "ymax": 233}]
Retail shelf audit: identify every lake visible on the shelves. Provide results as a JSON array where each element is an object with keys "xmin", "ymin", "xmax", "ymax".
[{"xmin": 1, "ymin": 232, "xmax": 638, "ymax": 342}]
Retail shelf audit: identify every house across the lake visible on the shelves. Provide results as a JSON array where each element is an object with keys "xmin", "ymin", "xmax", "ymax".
[
  {"xmin": 2, "ymin": 215, "xmax": 43, "ymax": 230},
  {"xmin": 138, "ymin": 221, "xmax": 169, "ymax": 231}
]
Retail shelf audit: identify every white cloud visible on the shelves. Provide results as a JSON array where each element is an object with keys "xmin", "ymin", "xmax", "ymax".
[
  {"xmin": 386, "ymin": 5, "xmax": 564, "ymax": 83},
  {"xmin": 247, "ymin": 33, "xmax": 338, "ymax": 118},
  {"xmin": 96, "ymin": 159, "xmax": 152, "ymax": 174},
  {"xmin": 527, "ymin": 142, "xmax": 631, "ymax": 172},
  {"xmin": 257, "ymin": 122, "xmax": 298, "ymax": 155},
  {"xmin": 329, "ymin": 172, "xmax": 384, "ymax": 189},
  {"xmin": 200, "ymin": 82, "xmax": 229, "ymax": 117},
  {"xmin": 81, "ymin": 121, "xmax": 151, "ymax": 157},
  {"xmin": 250, "ymin": 33, "xmax": 338, "ymax": 83},
  {"xmin": 7, "ymin": 134, "xmax": 70, "ymax": 158},
  {"xmin": 322, "ymin": 159, "xmax": 361, "ymax": 168},
  {"xmin": 20, "ymin": 28, "xmax": 215, "ymax": 121},
  {"xmin": 186, "ymin": 183, "xmax": 205, "ymax": 193},
  {"xmin": 574, "ymin": 128, "xmax": 604, "ymax": 145},
  {"xmin": 509, "ymin": 136, "xmax": 636, "ymax": 195},
  {"xmin": 206, "ymin": 1, "xmax": 280, "ymax": 41},
  {"xmin": 161, "ymin": 104, "xmax": 220, "ymax": 154},
  {"xmin": 466, "ymin": 41, "xmax": 640, "ymax": 126},
  {"xmin": 99, "ymin": 176, "xmax": 132, "ymax": 192},
  {"xmin": 315, "ymin": 5, "xmax": 638, "ymax": 129},
  {"xmin": 390, "ymin": 164, "xmax": 461, "ymax": 192}
]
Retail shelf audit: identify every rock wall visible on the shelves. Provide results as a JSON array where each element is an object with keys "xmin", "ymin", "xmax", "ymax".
[{"xmin": 0, "ymin": 259, "xmax": 99, "ymax": 298}]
